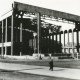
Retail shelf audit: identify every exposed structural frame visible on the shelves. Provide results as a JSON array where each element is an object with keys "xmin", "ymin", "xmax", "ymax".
[
  {"xmin": 14, "ymin": 1, "xmax": 80, "ymax": 22},
  {"xmin": 0, "ymin": 1, "xmax": 80, "ymax": 56}
]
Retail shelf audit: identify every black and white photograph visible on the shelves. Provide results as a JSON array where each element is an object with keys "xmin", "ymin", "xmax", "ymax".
[{"xmin": 0, "ymin": 0, "xmax": 80, "ymax": 80}]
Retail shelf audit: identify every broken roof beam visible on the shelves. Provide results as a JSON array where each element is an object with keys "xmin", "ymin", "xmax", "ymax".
[{"xmin": 14, "ymin": 1, "xmax": 80, "ymax": 22}]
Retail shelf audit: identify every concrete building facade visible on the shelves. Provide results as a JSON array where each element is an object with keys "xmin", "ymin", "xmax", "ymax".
[{"xmin": 0, "ymin": 1, "xmax": 80, "ymax": 57}]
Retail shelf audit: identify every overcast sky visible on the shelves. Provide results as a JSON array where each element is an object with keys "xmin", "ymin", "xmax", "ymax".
[{"xmin": 0, "ymin": 0, "xmax": 80, "ymax": 17}]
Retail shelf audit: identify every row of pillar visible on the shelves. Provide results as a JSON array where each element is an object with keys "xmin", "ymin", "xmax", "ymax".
[
  {"xmin": 1, "ymin": 10, "xmax": 41, "ymax": 56},
  {"xmin": 1, "ymin": 7, "xmax": 15, "ymax": 56},
  {"xmin": 41, "ymin": 28, "xmax": 79, "ymax": 54},
  {"xmin": 64, "ymin": 30, "xmax": 79, "ymax": 53},
  {"xmin": 1, "ymin": 15, "xmax": 13, "ymax": 56},
  {"xmin": 55, "ymin": 29, "xmax": 79, "ymax": 54},
  {"xmin": 1, "ymin": 8, "xmax": 79, "ymax": 56}
]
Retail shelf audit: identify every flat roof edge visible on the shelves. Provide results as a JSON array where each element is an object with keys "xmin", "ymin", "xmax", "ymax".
[
  {"xmin": 14, "ymin": 1, "xmax": 80, "ymax": 22},
  {"xmin": 0, "ymin": 10, "xmax": 12, "ymax": 21}
]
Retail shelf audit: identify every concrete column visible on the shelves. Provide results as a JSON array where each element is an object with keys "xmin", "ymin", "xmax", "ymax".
[
  {"xmin": 59, "ymin": 32, "xmax": 61, "ymax": 53},
  {"xmin": 37, "ymin": 13, "xmax": 41, "ymax": 55},
  {"xmin": 1, "ymin": 20, "xmax": 4, "ymax": 57},
  {"xmin": 72, "ymin": 29, "xmax": 74, "ymax": 54},
  {"xmin": 20, "ymin": 21, "xmax": 22, "ymax": 56},
  {"xmin": 33, "ymin": 33, "xmax": 37, "ymax": 53},
  {"xmin": 55, "ymin": 34, "xmax": 57, "ymax": 53},
  {"xmin": 64, "ymin": 31, "xmax": 65, "ymax": 53},
  {"xmin": 68, "ymin": 30, "xmax": 70, "ymax": 53},
  {"xmin": 11, "ymin": 13, "xmax": 14, "ymax": 56},
  {"xmin": 50, "ymin": 35, "xmax": 52, "ymax": 53},
  {"xmin": 19, "ymin": 12, "xmax": 24, "ymax": 56},
  {"xmin": 5, "ymin": 18, "xmax": 7, "ymax": 55}
]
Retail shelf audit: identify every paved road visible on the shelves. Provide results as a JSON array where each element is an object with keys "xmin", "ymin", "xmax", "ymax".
[
  {"xmin": 1, "ymin": 59, "xmax": 80, "ymax": 69},
  {"xmin": 0, "ymin": 62, "xmax": 80, "ymax": 80},
  {"xmin": 0, "ymin": 71, "xmax": 73, "ymax": 80}
]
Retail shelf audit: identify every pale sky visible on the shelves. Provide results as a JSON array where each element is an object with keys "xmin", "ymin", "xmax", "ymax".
[
  {"xmin": 0, "ymin": 0, "xmax": 80, "ymax": 16},
  {"xmin": 0, "ymin": 0, "xmax": 80, "ymax": 30}
]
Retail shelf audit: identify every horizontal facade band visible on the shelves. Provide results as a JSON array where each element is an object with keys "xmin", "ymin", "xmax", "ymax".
[{"xmin": 0, "ymin": 42, "xmax": 11, "ymax": 47}]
